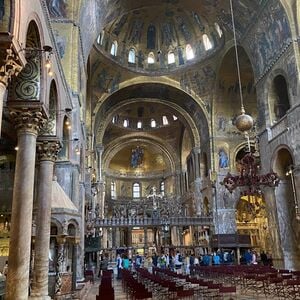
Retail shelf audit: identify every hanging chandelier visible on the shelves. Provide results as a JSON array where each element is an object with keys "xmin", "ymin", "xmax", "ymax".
[
  {"xmin": 221, "ymin": 0, "xmax": 280, "ymax": 195},
  {"xmin": 221, "ymin": 152, "xmax": 280, "ymax": 195}
]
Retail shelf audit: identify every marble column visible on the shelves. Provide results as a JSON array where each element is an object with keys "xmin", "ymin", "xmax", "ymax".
[
  {"xmin": 96, "ymin": 145, "xmax": 105, "ymax": 220},
  {"xmin": 30, "ymin": 140, "xmax": 61, "ymax": 300},
  {"xmin": 6, "ymin": 108, "xmax": 46, "ymax": 300},
  {"xmin": 274, "ymin": 180, "xmax": 300, "ymax": 269},
  {"xmin": 194, "ymin": 178, "xmax": 203, "ymax": 216},
  {"xmin": 102, "ymin": 228, "xmax": 108, "ymax": 249},
  {"xmin": 0, "ymin": 48, "xmax": 23, "ymax": 134},
  {"xmin": 128, "ymin": 228, "xmax": 132, "ymax": 247},
  {"xmin": 72, "ymin": 238, "xmax": 80, "ymax": 291},
  {"xmin": 192, "ymin": 147, "xmax": 201, "ymax": 178},
  {"xmin": 55, "ymin": 237, "xmax": 66, "ymax": 295},
  {"xmin": 144, "ymin": 228, "xmax": 148, "ymax": 250},
  {"xmin": 112, "ymin": 228, "xmax": 116, "ymax": 248},
  {"xmin": 96, "ymin": 144, "xmax": 104, "ymax": 182},
  {"xmin": 116, "ymin": 228, "xmax": 121, "ymax": 248}
]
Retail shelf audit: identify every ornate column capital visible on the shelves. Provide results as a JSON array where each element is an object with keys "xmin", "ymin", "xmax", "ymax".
[
  {"xmin": 96, "ymin": 144, "xmax": 104, "ymax": 154},
  {"xmin": 56, "ymin": 236, "xmax": 67, "ymax": 245},
  {"xmin": 0, "ymin": 48, "xmax": 23, "ymax": 86},
  {"xmin": 9, "ymin": 107, "xmax": 47, "ymax": 135},
  {"xmin": 192, "ymin": 146, "xmax": 201, "ymax": 154},
  {"xmin": 37, "ymin": 140, "xmax": 61, "ymax": 162}
]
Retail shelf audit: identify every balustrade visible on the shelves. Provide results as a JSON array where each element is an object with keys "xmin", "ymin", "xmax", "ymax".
[{"xmin": 94, "ymin": 216, "xmax": 213, "ymax": 228}]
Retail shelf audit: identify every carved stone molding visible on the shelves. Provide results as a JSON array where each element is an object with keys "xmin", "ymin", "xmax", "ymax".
[
  {"xmin": 37, "ymin": 140, "xmax": 61, "ymax": 162},
  {"xmin": 0, "ymin": 48, "xmax": 23, "ymax": 85},
  {"xmin": 9, "ymin": 107, "xmax": 47, "ymax": 135}
]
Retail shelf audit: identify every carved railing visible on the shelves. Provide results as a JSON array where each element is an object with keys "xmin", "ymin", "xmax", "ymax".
[
  {"xmin": 93, "ymin": 216, "xmax": 213, "ymax": 228},
  {"xmin": 269, "ymin": 116, "xmax": 288, "ymax": 141}
]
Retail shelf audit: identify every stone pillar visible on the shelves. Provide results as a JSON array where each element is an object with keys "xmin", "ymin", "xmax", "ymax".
[
  {"xmin": 128, "ymin": 228, "xmax": 132, "ymax": 247},
  {"xmin": 6, "ymin": 108, "xmax": 46, "ymax": 300},
  {"xmin": 275, "ymin": 180, "xmax": 300, "ymax": 269},
  {"xmin": 102, "ymin": 228, "xmax": 108, "ymax": 249},
  {"xmin": 96, "ymin": 144, "xmax": 104, "ymax": 182},
  {"xmin": 194, "ymin": 178, "xmax": 203, "ymax": 216},
  {"xmin": 112, "ymin": 228, "xmax": 116, "ymax": 248},
  {"xmin": 0, "ymin": 48, "xmax": 23, "ymax": 134},
  {"xmin": 263, "ymin": 186, "xmax": 284, "ymax": 268},
  {"xmin": 192, "ymin": 147, "xmax": 201, "ymax": 178},
  {"xmin": 55, "ymin": 237, "xmax": 66, "ymax": 295},
  {"xmin": 144, "ymin": 228, "xmax": 148, "ymax": 250},
  {"xmin": 116, "ymin": 228, "xmax": 121, "ymax": 248},
  {"xmin": 72, "ymin": 238, "xmax": 80, "ymax": 291},
  {"xmin": 30, "ymin": 140, "xmax": 60, "ymax": 300}
]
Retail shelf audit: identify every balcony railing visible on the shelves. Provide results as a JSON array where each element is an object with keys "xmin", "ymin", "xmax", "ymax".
[
  {"xmin": 269, "ymin": 116, "xmax": 288, "ymax": 141},
  {"xmin": 93, "ymin": 216, "xmax": 213, "ymax": 228}
]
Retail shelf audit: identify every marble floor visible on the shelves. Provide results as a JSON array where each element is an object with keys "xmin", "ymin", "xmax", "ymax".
[{"xmin": 83, "ymin": 277, "xmax": 284, "ymax": 300}]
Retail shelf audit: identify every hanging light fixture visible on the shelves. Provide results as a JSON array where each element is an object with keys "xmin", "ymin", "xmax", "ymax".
[
  {"xmin": 221, "ymin": 0, "xmax": 280, "ymax": 196},
  {"xmin": 229, "ymin": 0, "xmax": 254, "ymax": 135}
]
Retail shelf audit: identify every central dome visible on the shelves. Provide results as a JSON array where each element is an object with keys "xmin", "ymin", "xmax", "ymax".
[{"xmin": 95, "ymin": 7, "xmax": 224, "ymax": 75}]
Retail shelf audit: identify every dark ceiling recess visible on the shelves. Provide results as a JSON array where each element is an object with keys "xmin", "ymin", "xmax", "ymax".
[{"xmin": 137, "ymin": 107, "xmax": 144, "ymax": 117}]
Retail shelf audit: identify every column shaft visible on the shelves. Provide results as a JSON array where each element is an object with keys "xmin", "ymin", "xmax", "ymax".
[
  {"xmin": 30, "ymin": 140, "xmax": 60, "ymax": 299},
  {"xmin": 31, "ymin": 160, "xmax": 54, "ymax": 299},
  {"xmin": 0, "ymin": 82, "xmax": 6, "ymax": 134},
  {"xmin": 32, "ymin": 142, "xmax": 59, "ymax": 299},
  {"xmin": 55, "ymin": 241, "xmax": 65, "ymax": 295},
  {"xmin": 6, "ymin": 132, "xmax": 38, "ymax": 300}
]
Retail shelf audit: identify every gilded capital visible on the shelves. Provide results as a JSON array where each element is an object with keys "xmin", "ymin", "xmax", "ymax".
[
  {"xmin": 37, "ymin": 140, "xmax": 61, "ymax": 162},
  {"xmin": 9, "ymin": 107, "xmax": 47, "ymax": 135},
  {"xmin": 0, "ymin": 48, "xmax": 23, "ymax": 85},
  {"xmin": 56, "ymin": 236, "xmax": 66, "ymax": 245}
]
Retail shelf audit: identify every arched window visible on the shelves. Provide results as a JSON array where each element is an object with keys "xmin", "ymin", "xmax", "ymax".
[
  {"xmin": 203, "ymin": 34, "xmax": 212, "ymax": 50},
  {"xmin": 110, "ymin": 40, "xmax": 118, "ymax": 56},
  {"xmin": 168, "ymin": 51, "xmax": 175, "ymax": 64},
  {"xmin": 150, "ymin": 119, "xmax": 156, "ymax": 128},
  {"xmin": 185, "ymin": 44, "xmax": 194, "ymax": 60},
  {"xmin": 214, "ymin": 23, "xmax": 223, "ymax": 38},
  {"xmin": 133, "ymin": 182, "xmax": 141, "ymax": 198},
  {"xmin": 123, "ymin": 119, "xmax": 129, "ymax": 128},
  {"xmin": 160, "ymin": 181, "xmax": 165, "ymax": 196},
  {"xmin": 58, "ymin": 116, "xmax": 71, "ymax": 159},
  {"xmin": 111, "ymin": 181, "xmax": 116, "ymax": 199},
  {"xmin": 162, "ymin": 115, "xmax": 169, "ymax": 125},
  {"xmin": 147, "ymin": 52, "xmax": 155, "ymax": 64},
  {"xmin": 137, "ymin": 121, "xmax": 142, "ymax": 129},
  {"xmin": 272, "ymin": 75, "xmax": 290, "ymax": 121},
  {"xmin": 128, "ymin": 48, "xmax": 136, "ymax": 63},
  {"xmin": 97, "ymin": 30, "xmax": 105, "ymax": 45},
  {"xmin": 173, "ymin": 115, "xmax": 178, "ymax": 121}
]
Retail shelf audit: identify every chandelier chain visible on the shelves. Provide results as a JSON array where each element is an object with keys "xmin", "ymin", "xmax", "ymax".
[{"xmin": 230, "ymin": 0, "xmax": 245, "ymax": 113}]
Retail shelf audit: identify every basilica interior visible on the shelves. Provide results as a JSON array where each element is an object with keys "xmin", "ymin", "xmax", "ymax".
[{"xmin": 0, "ymin": 0, "xmax": 300, "ymax": 299}]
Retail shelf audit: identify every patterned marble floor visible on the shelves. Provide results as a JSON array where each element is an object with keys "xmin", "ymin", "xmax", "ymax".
[{"xmin": 83, "ymin": 276, "xmax": 283, "ymax": 300}]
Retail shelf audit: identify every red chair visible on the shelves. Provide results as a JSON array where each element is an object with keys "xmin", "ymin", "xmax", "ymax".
[
  {"xmin": 176, "ymin": 289, "xmax": 194, "ymax": 299},
  {"xmin": 84, "ymin": 270, "xmax": 94, "ymax": 283},
  {"xmin": 219, "ymin": 286, "xmax": 237, "ymax": 299}
]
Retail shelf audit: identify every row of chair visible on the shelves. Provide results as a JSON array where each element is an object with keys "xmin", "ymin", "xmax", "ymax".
[
  {"xmin": 152, "ymin": 267, "xmax": 236, "ymax": 299},
  {"xmin": 192, "ymin": 265, "xmax": 300, "ymax": 299},
  {"xmin": 121, "ymin": 269, "xmax": 152, "ymax": 299},
  {"xmin": 96, "ymin": 270, "xmax": 114, "ymax": 300}
]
